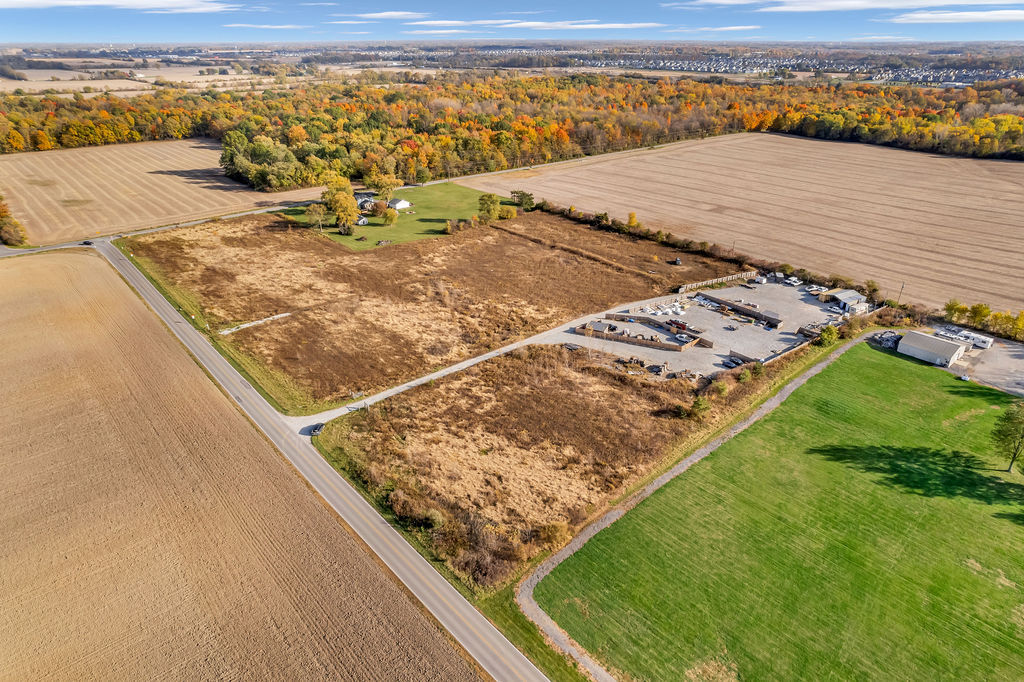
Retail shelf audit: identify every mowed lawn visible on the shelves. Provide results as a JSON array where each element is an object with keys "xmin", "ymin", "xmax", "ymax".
[
  {"xmin": 283, "ymin": 182, "xmax": 489, "ymax": 251},
  {"xmin": 535, "ymin": 344, "xmax": 1024, "ymax": 681}
]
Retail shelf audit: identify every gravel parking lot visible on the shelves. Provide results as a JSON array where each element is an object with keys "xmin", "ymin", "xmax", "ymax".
[
  {"xmin": 546, "ymin": 281, "xmax": 839, "ymax": 377},
  {"xmin": 953, "ymin": 339, "xmax": 1024, "ymax": 398}
]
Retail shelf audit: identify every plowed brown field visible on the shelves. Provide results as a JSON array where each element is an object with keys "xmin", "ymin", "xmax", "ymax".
[
  {"xmin": 460, "ymin": 133, "xmax": 1024, "ymax": 311},
  {"xmin": 0, "ymin": 250, "xmax": 475, "ymax": 681},
  {"xmin": 0, "ymin": 139, "xmax": 320, "ymax": 245}
]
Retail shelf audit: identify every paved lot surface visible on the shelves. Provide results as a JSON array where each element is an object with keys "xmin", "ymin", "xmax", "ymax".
[
  {"xmin": 542, "ymin": 281, "xmax": 837, "ymax": 377},
  {"xmin": 955, "ymin": 338, "xmax": 1024, "ymax": 397}
]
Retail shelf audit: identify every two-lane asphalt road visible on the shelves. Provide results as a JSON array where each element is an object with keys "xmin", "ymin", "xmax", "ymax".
[{"xmin": 92, "ymin": 241, "xmax": 547, "ymax": 682}]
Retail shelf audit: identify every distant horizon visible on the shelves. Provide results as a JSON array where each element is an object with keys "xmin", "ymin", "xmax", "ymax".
[{"xmin": 3, "ymin": 0, "xmax": 1024, "ymax": 44}]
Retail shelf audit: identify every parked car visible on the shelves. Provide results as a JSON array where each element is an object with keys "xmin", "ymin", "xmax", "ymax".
[
  {"xmin": 81, "ymin": 240, "xmax": 93, "ymax": 246},
  {"xmin": 310, "ymin": 423, "xmax": 325, "ymax": 436},
  {"xmin": 828, "ymin": 305, "xmax": 843, "ymax": 313}
]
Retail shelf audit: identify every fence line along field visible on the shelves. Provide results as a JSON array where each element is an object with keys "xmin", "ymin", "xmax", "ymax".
[
  {"xmin": 0, "ymin": 139, "xmax": 320, "ymax": 245},
  {"xmin": 0, "ymin": 250, "xmax": 475, "ymax": 681},
  {"xmin": 459, "ymin": 133, "xmax": 1024, "ymax": 312}
]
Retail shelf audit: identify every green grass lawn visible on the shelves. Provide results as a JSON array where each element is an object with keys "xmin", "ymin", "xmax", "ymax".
[
  {"xmin": 535, "ymin": 344, "xmax": 1024, "ymax": 681},
  {"xmin": 282, "ymin": 183, "xmax": 491, "ymax": 251}
]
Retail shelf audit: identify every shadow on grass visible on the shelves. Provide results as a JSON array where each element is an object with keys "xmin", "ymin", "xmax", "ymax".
[
  {"xmin": 942, "ymin": 383, "xmax": 1017, "ymax": 403},
  {"xmin": 809, "ymin": 444, "xmax": 1024, "ymax": 522}
]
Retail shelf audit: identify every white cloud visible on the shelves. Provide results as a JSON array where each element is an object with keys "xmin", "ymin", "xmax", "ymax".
[
  {"xmin": 673, "ymin": 0, "xmax": 1013, "ymax": 8},
  {"xmin": 847, "ymin": 33, "xmax": 916, "ymax": 39},
  {"xmin": 500, "ymin": 20, "xmax": 665, "ymax": 29},
  {"xmin": 0, "ymin": 0, "xmax": 237, "ymax": 11},
  {"xmin": 223, "ymin": 22, "xmax": 308, "ymax": 28},
  {"xmin": 758, "ymin": 0, "xmax": 1012, "ymax": 10},
  {"xmin": 403, "ymin": 28, "xmax": 473, "ymax": 33},
  {"xmin": 889, "ymin": 8, "xmax": 1024, "ymax": 21},
  {"xmin": 352, "ymin": 10, "xmax": 428, "ymax": 19},
  {"xmin": 699, "ymin": 23, "xmax": 762, "ymax": 29},
  {"xmin": 324, "ymin": 19, "xmax": 374, "ymax": 23},
  {"xmin": 664, "ymin": 23, "xmax": 762, "ymax": 31},
  {"xmin": 405, "ymin": 19, "xmax": 518, "ymax": 25}
]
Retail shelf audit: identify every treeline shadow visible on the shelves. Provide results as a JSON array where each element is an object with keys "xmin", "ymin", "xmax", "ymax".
[{"xmin": 808, "ymin": 444, "xmax": 1024, "ymax": 525}]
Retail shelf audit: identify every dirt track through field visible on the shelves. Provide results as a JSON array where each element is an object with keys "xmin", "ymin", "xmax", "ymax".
[
  {"xmin": 0, "ymin": 250, "xmax": 475, "ymax": 680},
  {"xmin": 0, "ymin": 139, "xmax": 320, "ymax": 245},
  {"xmin": 460, "ymin": 133, "xmax": 1024, "ymax": 311}
]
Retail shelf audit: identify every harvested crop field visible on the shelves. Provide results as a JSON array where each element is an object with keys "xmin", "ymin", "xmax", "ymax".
[
  {"xmin": 0, "ymin": 250, "xmax": 475, "ymax": 680},
  {"xmin": 460, "ymin": 133, "xmax": 1024, "ymax": 311},
  {"xmin": 0, "ymin": 139, "xmax": 320, "ymax": 245},
  {"xmin": 315, "ymin": 343, "xmax": 814, "ymax": 588},
  {"xmin": 124, "ymin": 209, "xmax": 738, "ymax": 413}
]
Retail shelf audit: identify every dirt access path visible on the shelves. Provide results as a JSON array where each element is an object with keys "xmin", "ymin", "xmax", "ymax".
[
  {"xmin": 517, "ymin": 333, "xmax": 873, "ymax": 682},
  {"xmin": 0, "ymin": 250, "xmax": 475, "ymax": 681}
]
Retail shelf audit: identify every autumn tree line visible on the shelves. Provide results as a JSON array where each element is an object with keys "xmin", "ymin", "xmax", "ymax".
[
  {"xmin": 944, "ymin": 299, "xmax": 1024, "ymax": 342},
  {"xmin": 1, "ymin": 73, "xmax": 1023, "ymax": 192},
  {"xmin": 0, "ymin": 192, "xmax": 27, "ymax": 246}
]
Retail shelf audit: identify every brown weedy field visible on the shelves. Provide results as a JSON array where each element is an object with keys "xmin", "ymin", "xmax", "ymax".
[
  {"xmin": 460, "ymin": 133, "xmax": 1024, "ymax": 311},
  {"xmin": 0, "ymin": 250, "xmax": 475, "ymax": 680},
  {"xmin": 315, "ymin": 343, "xmax": 817, "ymax": 589},
  {"xmin": 0, "ymin": 139, "xmax": 320, "ymax": 244},
  {"xmin": 124, "ymin": 209, "xmax": 739, "ymax": 413}
]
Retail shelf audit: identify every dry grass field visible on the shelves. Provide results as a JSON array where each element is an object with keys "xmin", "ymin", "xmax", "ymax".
[
  {"xmin": 0, "ymin": 139, "xmax": 321, "ymax": 244},
  {"xmin": 315, "ymin": 343, "xmax": 819, "ymax": 589},
  {"xmin": 0, "ymin": 250, "xmax": 475, "ymax": 680},
  {"xmin": 124, "ymin": 210, "xmax": 738, "ymax": 414},
  {"xmin": 460, "ymin": 133, "xmax": 1024, "ymax": 311}
]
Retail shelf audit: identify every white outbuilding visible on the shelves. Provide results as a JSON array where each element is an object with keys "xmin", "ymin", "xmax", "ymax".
[
  {"xmin": 897, "ymin": 331, "xmax": 968, "ymax": 367},
  {"xmin": 388, "ymin": 198, "xmax": 412, "ymax": 210}
]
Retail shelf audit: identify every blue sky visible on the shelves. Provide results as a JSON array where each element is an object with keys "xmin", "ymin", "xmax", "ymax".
[{"xmin": 1, "ymin": 0, "xmax": 1023, "ymax": 43}]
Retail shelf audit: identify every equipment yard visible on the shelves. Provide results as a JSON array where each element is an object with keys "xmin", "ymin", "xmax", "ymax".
[
  {"xmin": 0, "ymin": 250, "xmax": 475, "ymax": 681},
  {"xmin": 122, "ymin": 209, "xmax": 740, "ymax": 414},
  {"xmin": 0, "ymin": 139, "xmax": 320, "ymax": 245},
  {"xmin": 459, "ymin": 133, "xmax": 1024, "ymax": 311},
  {"xmin": 558, "ymin": 278, "xmax": 843, "ymax": 377}
]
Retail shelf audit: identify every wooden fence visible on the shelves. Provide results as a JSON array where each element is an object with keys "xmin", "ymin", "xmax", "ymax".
[{"xmin": 676, "ymin": 270, "xmax": 757, "ymax": 293}]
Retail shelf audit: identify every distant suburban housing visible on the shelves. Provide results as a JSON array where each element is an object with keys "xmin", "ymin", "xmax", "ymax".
[
  {"xmin": 355, "ymin": 216, "xmax": 369, "ymax": 226},
  {"xmin": 388, "ymin": 198, "xmax": 412, "ymax": 210},
  {"xmin": 897, "ymin": 331, "xmax": 967, "ymax": 367}
]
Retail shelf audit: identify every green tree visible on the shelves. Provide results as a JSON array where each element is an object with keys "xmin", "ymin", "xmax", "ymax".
[
  {"xmin": 817, "ymin": 325, "xmax": 839, "ymax": 346},
  {"xmin": 478, "ymin": 193, "xmax": 500, "ymax": 221},
  {"xmin": 992, "ymin": 402, "xmax": 1024, "ymax": 473},
  {"xmin": 383, "ymin": 208, "xmax": 398, "ymax": 226},
  {"xmin": 689, "ymin": 395, "xmax": 711, "ymax": 421},
  {"xmin": 510, "ymin": 190, "xmax": 534, "ymax": 210},
  {"xmin": 305, "ymin": 202, "xmax": 326, "ymax": 233},
  {"xmin": 944, "ymin": 299, "xmax": 963, "ymax": 322}
]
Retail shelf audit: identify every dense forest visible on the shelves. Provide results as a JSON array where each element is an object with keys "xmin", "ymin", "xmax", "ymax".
[{"xmin": 1, "ymin": 73, "xmax": 1022, "ymax": 190}]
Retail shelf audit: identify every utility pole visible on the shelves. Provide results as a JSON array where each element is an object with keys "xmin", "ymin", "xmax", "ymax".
[{"xmin": 896, "ymin": 281, "xmax": 905, "ymax": 306}]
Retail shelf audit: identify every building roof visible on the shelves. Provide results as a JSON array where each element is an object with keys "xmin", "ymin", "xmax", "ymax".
[
  {"xmin": 834, "ymin": 289, "xmax": 866, "ymax": 305},
  {"xmin": 898, "ymin": 331, "xmax": 967, "ymax": 359}
]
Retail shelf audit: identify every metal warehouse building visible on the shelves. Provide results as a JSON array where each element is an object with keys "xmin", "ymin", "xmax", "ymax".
[{"xmin": 897, "ymin": 331, "xmax": 968, "ymax": 367}]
